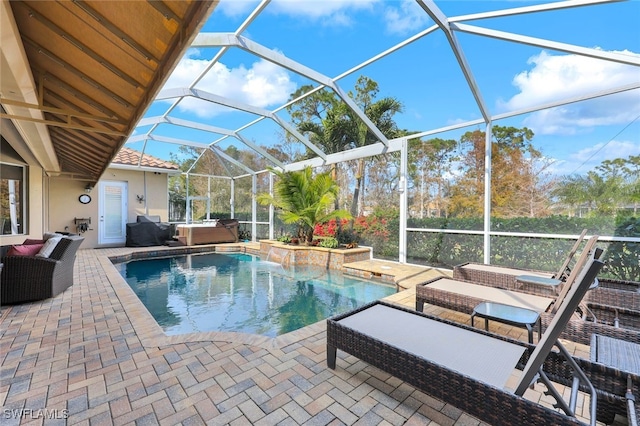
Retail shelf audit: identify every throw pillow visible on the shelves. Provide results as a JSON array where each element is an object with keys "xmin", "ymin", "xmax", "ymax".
[
  {"xmin": 7, "ymin": 243, "xmax": 45, "ymax": 257},
  {"xmin": 43, "ymin": 232, "xmax": 64, "ymax": 241},
  {"xmin": 23, "ymin": 238, "xmax": 45, "ymax": 245},
  {"xmin": 36, "ymin": 237, "xmax": 63, "ymax": 258}
]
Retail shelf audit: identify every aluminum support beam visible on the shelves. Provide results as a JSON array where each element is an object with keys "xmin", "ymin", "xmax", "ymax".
[
  {"xmin": 186, "ymin": 174, "xmax": 191, "ymax": 224},
  {"xmin": 399, "ymin": 138, "xmax": 409, "ymax": 264},
  {"xmin": 451, "ymin": 0, "xmax": 624, "ymax": 22},
  {"xmin": 230, "ymin": 179, "xmax": 235, "ymax": 218},
  {"xmin": 138, "ymin": 116, "xmax": 236, "ymax": 136},
  {"xmin": 210, "ymin": 146, "xmax": 255, "ymax": 175},
  {"xmin": 454, "ymin": 23, "xmax": 640, "ymax": 67},
  {"xmin": 156, "ymin": 88, "xmax": 322, "ymax": 162},
  {"xmin": 233, "ymin": 134, "xmax": 284, "ymax": 170},
  {"xmin": 284, "ymin": 80, "xmax": 639, "ymax": 173},
  {"xmin": 148, "ymin": 1, "xmax": 269, "ymax": 142},
  {"xmin": 415, "ymin": 0, "xmax": 491, "ymax": 122},
  {"xmin": 269, "ymin": 173, "xmax": 274, "ymax": 240},
  {"xmin": 252, "ymin": 174, "xmax": 258, "ymax": 242},
  {"xmin": 210, "ymin": 148, "xmax": 235, "ymax": 177},
  {"xmin": 130, "ymin": 134, "xmax": 210, "ymax": 149},
  {"xmin": 271, "ymin": 115, "xmax": 326, "ymax": 159},
  {"xmin": 193, "ymin": 33, "xmax": 390, "ymax": 146},
  {"xmin": 483, "ymin": 122, "xmax": 493, "ymax": 264}
]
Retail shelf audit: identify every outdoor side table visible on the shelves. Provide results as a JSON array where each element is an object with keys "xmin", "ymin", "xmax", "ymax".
[
  {"xmin": 471, "ymin": 301, "xmax": 542, "ymax": 344},
  {"xmin": 516, "ymin": 275, "xmax": 599, "ymax": 294},
  {"xmin": 516, "ymin": 275, "xmax": 562, "ymax": 294}
]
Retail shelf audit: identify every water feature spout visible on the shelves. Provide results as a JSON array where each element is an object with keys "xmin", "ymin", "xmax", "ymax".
[{"xmin": 282, "ymin": 251, "xmax": 292, "ymax": 269}]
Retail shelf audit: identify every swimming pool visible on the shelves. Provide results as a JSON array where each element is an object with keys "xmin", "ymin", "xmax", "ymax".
[{"xmin": 114, "ymin": 252, "xmax": 396, "ymax": 337}]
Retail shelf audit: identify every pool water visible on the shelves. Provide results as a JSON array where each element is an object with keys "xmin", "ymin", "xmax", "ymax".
[{"xmin": 114, "ymin": 252, "xmax": 396, "ymax": 337}]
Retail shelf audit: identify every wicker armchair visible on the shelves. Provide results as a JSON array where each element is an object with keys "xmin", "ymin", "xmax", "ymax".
[{"xmin": 1, "ymin": 235, "xmax": 84, "ymax": 305}]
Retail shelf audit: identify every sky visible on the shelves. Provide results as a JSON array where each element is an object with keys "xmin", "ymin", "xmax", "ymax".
[{"xmin": 128, "ymin": 0, "xmax": 640, "ymax": 177}]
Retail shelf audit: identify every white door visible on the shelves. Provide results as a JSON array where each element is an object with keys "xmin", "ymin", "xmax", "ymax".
[{"xmin": 99, "ymin": 181, "xmax": 128, "ymax": 245}]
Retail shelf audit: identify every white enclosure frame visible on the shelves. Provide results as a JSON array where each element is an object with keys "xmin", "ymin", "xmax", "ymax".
[{"xmin": 129, "ymin": 0, "xmax": 640, "ymax": 262}]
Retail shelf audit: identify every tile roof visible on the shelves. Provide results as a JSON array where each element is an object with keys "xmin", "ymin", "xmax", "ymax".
[{"xmin": 111, "ymin": 147, "xmax": 178, "ymax": 170}]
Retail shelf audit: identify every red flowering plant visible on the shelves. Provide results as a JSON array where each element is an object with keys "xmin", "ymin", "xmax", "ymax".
[
  {"xmin": 314, "ymin": 218, "xmax": 361, "ymax": 247},
  {"xmin": 353, "ymin": 215, "xmax": 390, "ymax": 239},
  {"xmin": 314, "ymin": 218, "xmax": 350, "ymax": 237}
]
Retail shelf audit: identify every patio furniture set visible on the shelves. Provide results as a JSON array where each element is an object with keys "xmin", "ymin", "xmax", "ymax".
[
  {"xmin": 1, "ymin": 234, "xmax": 84, "ymax": 305},
  {"xmin": 328, "ymin": 233, "xmax": 640, "ymax": 425},
  {"xmin": 1, "ymin": 228, "xmax": 638, "ymax": 424}
]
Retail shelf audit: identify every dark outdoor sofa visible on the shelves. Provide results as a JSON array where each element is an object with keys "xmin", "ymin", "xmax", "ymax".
[
  {"xmin": 125, "ymin": 215, "xmax": 172, "ymax": 247},
  {"xmin": 1, "ymin": 235, "xmax": 84, "ymax": 305}
]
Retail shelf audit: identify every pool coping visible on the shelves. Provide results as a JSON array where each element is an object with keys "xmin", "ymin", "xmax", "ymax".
[{"xmin": 101, "ymin": 243, "xmax": 373, "ymax": 350}]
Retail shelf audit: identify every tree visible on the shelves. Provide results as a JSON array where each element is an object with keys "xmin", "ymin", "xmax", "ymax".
[
  {"xmin": 340, "ymin": 77, "xmax": 403, "ymax": 216},
  {"xmin": 286, "ymin": 76, "xmax": 403, "ymax": 215},
  {"xmin": 287, "ymin": 85, "xmax": 349, "ymax": 209},
  {"xmin": 257, "ymin": 166, "xmax": 351, "ymax": 244},
  {"xmin": 622, "ymin": 155, "xmax": 640, "ymax": 214},
  {"xmin": 448, "ymin": 126, "xmax": 551, "ymax": 218},
  {"xmin": 553, "ymin": 155, "xmax": 635, "ymax": 217},
  {"xmin": 408, "ymin": 137, "xmax": 458, "ymax": 218}
]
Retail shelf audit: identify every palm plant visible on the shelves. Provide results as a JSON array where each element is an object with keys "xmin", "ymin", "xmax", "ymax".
[
  {"xmin": 257, "ymin": 166, "xmax": 352, "ymax": 244},
  {"xmin": 287, "ymin": 77, "xmax": 403, "ymax": 216}
]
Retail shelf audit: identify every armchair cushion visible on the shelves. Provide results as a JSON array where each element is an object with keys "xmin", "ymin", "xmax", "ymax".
[
  {"xmin": 23, "ymin": 238, "xmax": 45, "ymax": 245},
  {"xmin": 7, "ymin": 243, "xmax": 44, "ymax": 257},
  {"xmin": 36, "ymin": 236, "xmax": 63, "ymax": 258}
]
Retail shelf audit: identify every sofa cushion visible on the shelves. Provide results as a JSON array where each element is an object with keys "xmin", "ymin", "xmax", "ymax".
[
  {"xmin": 36, "ymin": 237, "xmax": 63, "ymax": 258},
  {"xmin": 23, "ymin": 238, "xmax": 45, "ymax": 245},
  {"xmin": 7, "ymin": 243, "xmax": 45, "ymax": 257}
]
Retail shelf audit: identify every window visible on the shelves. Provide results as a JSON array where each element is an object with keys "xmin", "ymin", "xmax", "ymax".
[{"xmin": 0, "ymin": 163, "xmax": 25, "ymax": 235}]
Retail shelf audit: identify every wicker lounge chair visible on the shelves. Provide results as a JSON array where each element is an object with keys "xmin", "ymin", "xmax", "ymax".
[
  {"xmin": 328, "ymin": 256, "xmax": 638, "ymax": 425},
  {"xmin": 417, "ymin": 236, "xmax": 598, "ymax": 314},
  {"xmin": 596, "ymin": 277, "xmax": 640, "ymax": 293},
  {"xmin": 1, "ymin": 235, "xmax": 84, "ymax": 304},
  {"xmin": 578, "ymin": 293, "xmax": 640, "ymax": 333},
  {"xmin": 453, "ymin": 229, "xmax": 588, "ymax": 297},
  {"xmin": 418, "ymin": 238, "xmax": 640, "ymax": 347}
]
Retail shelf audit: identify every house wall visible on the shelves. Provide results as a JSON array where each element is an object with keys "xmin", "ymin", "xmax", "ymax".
[
  {"xmin": 48, "ymin": 177, "xmax": 96, "ymax": 244},
  {"xmin": 0, "ymin": 138, "xmax": 45, "ymax": 248},
  {"xmin": 48, "ymin": 168, "xmax": 170, "ymax": 249}
]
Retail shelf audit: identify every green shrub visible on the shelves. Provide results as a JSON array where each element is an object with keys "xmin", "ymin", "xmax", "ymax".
[
  {"xmin": 319, "ymin": 237, "xmax": 339, "ymax": 248},
  {"xmin": 277, "ymin": 234, "xmax": 292, "ymax": 243}
]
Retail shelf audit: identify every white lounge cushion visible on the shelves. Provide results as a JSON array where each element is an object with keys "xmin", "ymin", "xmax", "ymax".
[{"xmin": 426, "ymin": 278, "xmax": 554, "ymax": 312}]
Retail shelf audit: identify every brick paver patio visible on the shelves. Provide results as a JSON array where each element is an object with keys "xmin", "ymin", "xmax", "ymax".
[{"xmin": 0, "ymin": 246, "xmax": 618, "ymax": 425}]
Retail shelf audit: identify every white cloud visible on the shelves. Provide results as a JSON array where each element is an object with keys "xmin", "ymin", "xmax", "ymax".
[
  {"xmin": 274, "ymin": 0, "xmax": 378, "ymax": 19},
  {"xmin": 217, "ymin": 0, "xmax": 259, "ymax": 17},
  {"xmin": 544, "ymin": 140, "xmax": 640, "ymax": 175},
  {"xmin": 218, "ymin": 0, "xmax": 378, "ymax": 25},
  {"xmin": 499, "ymin": 50, "xmax": 640, "ymax": 135},
  {"xmin": 161, "ymin": 54, "xmax": 297, "ymax": 118},
  {"xmin": 384, "ymin": 0, "xmax": 430, "ymax": 35},
  {"xmin": 570, "ymin": 140, "xmax": 640, "ymax": 164}
]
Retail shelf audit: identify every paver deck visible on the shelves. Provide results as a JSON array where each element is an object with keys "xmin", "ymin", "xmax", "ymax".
[{"xmin": 0, "ymin": 244, "xmax": 623, "ymax": 425}]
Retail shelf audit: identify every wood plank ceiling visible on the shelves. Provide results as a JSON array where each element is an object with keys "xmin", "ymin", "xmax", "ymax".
[{"xmin": 1, "ymin": 0, "xmax": 215, "ymax": 183}]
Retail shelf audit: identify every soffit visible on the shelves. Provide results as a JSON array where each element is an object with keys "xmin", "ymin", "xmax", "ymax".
[{"xmin": 0, "ymin": 0, "xmax": 215, "ymax": 182}]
